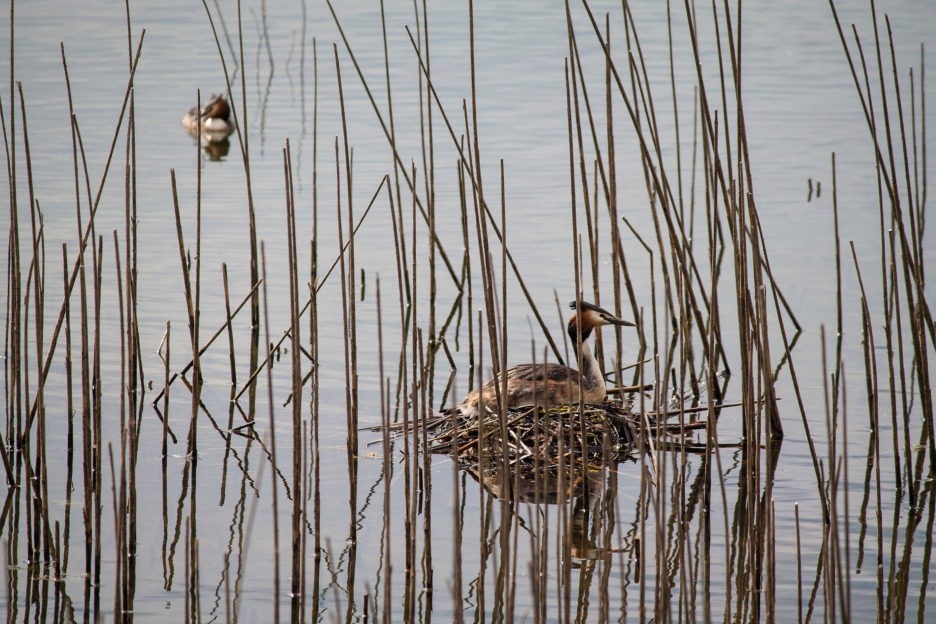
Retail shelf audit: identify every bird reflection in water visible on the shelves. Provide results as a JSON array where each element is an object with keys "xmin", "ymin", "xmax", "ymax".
[
  {"xmin": 468, "ymin": 458, "xmax": 633, "ymax": 563},
  {"xmin": 181, "ymin": 94, "xmax": 234, "ymax": 161}
]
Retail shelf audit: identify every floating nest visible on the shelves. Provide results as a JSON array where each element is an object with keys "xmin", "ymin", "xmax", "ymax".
[
  {"xmin": 423, "ymin": 402, "xmax": 638, "ymax": 466},
  {"xmin": 373, "ymin": 393, "xmax": 721, "ymax": 472}
]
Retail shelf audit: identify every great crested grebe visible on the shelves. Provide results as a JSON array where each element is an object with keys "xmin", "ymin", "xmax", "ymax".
[
  {"xmin": 455, "ymin": 301, "xmax": 635, "ymax": 415},
  {"xmin": 181, "ymin": 94, "xmax": 234, "ymax": 140}
]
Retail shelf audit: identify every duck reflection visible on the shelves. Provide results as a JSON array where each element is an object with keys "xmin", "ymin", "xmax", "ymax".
[{"xmin": 197, "ymin": 137, "xmax": 231, "ymax": 161}]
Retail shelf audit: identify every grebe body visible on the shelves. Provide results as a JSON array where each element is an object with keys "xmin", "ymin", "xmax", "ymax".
[
  {"xmin": 182, "ymin": 94, "xmax": 234, "ymax": 141},
  {"xmin": 456, "ymin": 301, "xmax": 634, "ymax": 415}
]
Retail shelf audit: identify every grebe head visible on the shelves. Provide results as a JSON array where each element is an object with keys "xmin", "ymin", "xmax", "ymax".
[
  {"xmin": 567, "ymin": 301, "xmax": 635, "ymax": 343},
  {"xmin": 201, "ymin": 94, "xmax": 231, "ymax": 122}
]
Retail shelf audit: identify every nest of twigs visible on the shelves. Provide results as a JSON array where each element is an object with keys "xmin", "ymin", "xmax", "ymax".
[
  {"xmin": 424, "ymin": 402, "xmax": 639, "ymax": 466},
  {"xmin": 370, "ymin": 382, "xmax": 727, "ymax": 474}
]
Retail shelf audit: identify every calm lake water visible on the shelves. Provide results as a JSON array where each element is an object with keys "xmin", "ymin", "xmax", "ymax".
[{"xmin": 1, "ymin": 0, "xmax": 934, "ymax": 621}]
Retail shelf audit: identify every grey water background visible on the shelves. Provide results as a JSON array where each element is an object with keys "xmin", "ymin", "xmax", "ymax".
[{"xmin": 1, "ymin": 0, "xmax": 934, "ymax": 621}]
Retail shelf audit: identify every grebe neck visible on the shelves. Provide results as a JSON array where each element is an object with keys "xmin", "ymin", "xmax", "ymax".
[{"xmin": 573, "ymin": 335, "xmax": 605, "ymax": 394}]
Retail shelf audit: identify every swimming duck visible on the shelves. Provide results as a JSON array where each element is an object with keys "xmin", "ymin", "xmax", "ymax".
[{"xmin": 181, "ymin": 94, "xmax": 234, "ymax": 141}]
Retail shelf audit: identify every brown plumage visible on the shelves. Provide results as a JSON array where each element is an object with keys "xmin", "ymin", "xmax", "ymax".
[
  {"xmin": 455, "ymin": 301, "xmax": 635, "ymax": 415},
  {"xmin": 181, "ymin": 94, "xmax": 234, "ymax": 140}
]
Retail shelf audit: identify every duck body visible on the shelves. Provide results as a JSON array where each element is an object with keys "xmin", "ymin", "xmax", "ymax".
[
  {"xmin": 182, "ymin": 94, "xmax": 234, "ymax": 141},
  {"xmin": 456, "ymin": 301, "xmax": 634, "ymax": 416}
]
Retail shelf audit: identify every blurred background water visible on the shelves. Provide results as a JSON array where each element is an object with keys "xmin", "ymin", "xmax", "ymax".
[{"xmin": 1, "ymin": 0, "xmax": 934, "ymax": 621}]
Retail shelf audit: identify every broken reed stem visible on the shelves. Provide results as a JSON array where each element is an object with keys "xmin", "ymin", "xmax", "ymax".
[
  {"xmin": 282, "ymin": 139, "xmax": 304, "ymax": 617},
  {"xmin": 192, "ymin": 88, "xmax": 202, "ymax": 461},
  {"xmin": 162, "ymin": 321, "xmax": 170, "ymax": 457},
  {"xmin": 123, "ymin": 73, "xmax": 142, "ymax": 615},
  {"xmin": 111, "ymin": 229, "xmax": 129, "ymax": 615},
  {"xmin": 309, "ymin": 35, "xmax": 323, "ymax": 623},
  {"xmin": 260, "ymin": 243, "xmax": 281, "ymax": 624},
  {"xmin": 406, "ymin": 163, "xmax": 419, "ymax": 622},
  {"xmin": 379, "ymin": 0, "xmax": 410, "ymax": 308},
  {"xmin": 376, "ymin": 278, "xmax": 394, "ymax": 623},
  {"xmin": 333, "ymin": 52, "xmax": 361, "ymax": 597}
]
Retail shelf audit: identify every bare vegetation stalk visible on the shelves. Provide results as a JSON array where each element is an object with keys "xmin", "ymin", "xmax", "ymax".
[
  {"xmin": 282, "ymin": 139, "xmax": 304, "ymax": 619},
  {"xmin": 2, "ymin": 1, "xmax": 934, "ymax": 622},
  {"xmin": 260, "ymin": 243, "xmax": 281, "ymax": 623}
]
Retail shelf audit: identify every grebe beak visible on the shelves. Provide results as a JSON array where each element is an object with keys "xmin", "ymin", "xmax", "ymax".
[{"xmin": 603, "ymin": 314, "xmax": 635, "ymax": 327}]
